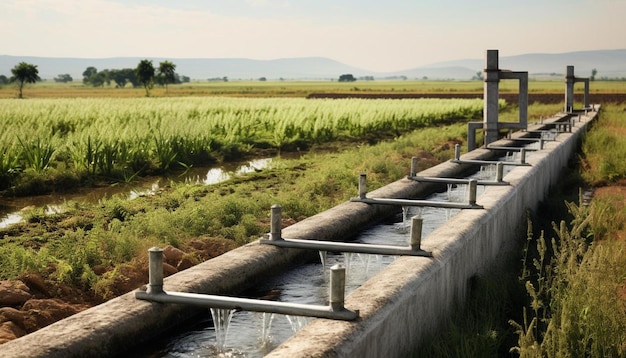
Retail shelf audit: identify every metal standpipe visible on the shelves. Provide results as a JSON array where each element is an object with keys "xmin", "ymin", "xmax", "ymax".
[
  {"xmin": 136, "ymin": 248, "xmax": 359, "ymax": 321},
  {"xmin": 411, "ymin": 149, "xmax": 507, "ymax": 185},
  {"xmin": 352, "ymin": 174, "xmax": 483, "ymax": 209},
  {"xmin": 261, "ymin": 205, "xmax": 432, "ymax": 257}
]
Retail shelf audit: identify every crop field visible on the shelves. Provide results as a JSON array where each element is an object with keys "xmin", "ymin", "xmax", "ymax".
[
  {"xmin": 2, "ymin": 79, "xmax": 624, "ymax": 99},
  {"xmin": 0, "ymin": 97, "xmax": 486, "ymax": 190}
]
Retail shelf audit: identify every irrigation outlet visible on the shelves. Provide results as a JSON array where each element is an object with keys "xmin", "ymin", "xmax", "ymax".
[{"xmin": 135, "ymin": 247, "xmax": 359, "ymax": 321}]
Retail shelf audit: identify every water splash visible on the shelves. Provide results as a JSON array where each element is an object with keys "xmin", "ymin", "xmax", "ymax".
[
  {"xmin": 285, "ymin": 315, "xmax": 310, "ymax": 333},
  {"xmin": 210, "ymin": 307, "xmax": 236, "ymax": 353},
  {"xmin": 258, "ymin": 312, "xmax": 275, "ymax": 352}
]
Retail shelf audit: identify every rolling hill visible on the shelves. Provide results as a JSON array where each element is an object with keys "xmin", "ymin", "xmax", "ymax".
[{"xmin": 1, "ymin": 49, "xmax": 624, "ymax": 81}]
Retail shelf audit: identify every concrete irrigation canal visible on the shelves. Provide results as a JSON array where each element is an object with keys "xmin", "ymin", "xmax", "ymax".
[{"xmin": 0, "ymin": 50, "xmax": 599, "ymax": 357}]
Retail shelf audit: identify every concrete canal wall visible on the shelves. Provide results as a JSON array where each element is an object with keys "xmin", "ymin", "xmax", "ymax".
[
  {"xmin": 266, "ymin": 110, "xmax": 597, "ymax": 357},
  {"xmin": 0, "ymin": 109, "xmax": 597, "ymax": 357}
]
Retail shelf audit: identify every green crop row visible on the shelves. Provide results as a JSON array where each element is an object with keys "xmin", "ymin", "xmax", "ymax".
[{"xmin": 0, "ymin": 97, "xmax": 489, "ymax": 190}]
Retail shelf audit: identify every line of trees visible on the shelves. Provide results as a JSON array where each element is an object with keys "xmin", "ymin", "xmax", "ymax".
[
  {"xmin": 83, "ymin": 60, "xmax": 190, "ymax": 95},
  {"xmin": 1, "ymin": 59, "xmax": 191, "ymax": 98}
]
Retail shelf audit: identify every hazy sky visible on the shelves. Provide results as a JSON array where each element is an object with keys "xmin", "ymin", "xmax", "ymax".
[{"xmin": 1, "ymin": 0, "xmax": 624, "ymax": 72}]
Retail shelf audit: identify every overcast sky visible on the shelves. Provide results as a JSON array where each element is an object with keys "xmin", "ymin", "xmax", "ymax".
[{"xmin": 1, "ymin": 0, "xmax": 623, "ymax": 72}]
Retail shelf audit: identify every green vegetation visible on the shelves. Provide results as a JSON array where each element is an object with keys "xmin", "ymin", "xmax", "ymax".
[
  {"xmin": 10, "ymin": 62, "xmax": 41, "ymax": 99},
  {"xmin": 0, "ymin": 97, "xmax": 485, "ymax": 193},
  {"xmin": 2, "ymin": 79, "xmax": 623, "ymax": 100},
  {"xmin": 0, "ymin": 122, "xmax": 466, "ymax": 300},
  {"xmin": 580, "ymin": 105, "xmax": 626, "ymax": 184}
]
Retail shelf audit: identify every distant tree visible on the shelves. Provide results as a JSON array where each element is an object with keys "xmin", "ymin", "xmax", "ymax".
[
  {"xmin": 157, "ymin": 61, "xmax": 176, "ymax": 93},
  {"xmin": 109, "ymin": 68, "xmax": 137, "ymax": 88},
  {"xmin": 135, "ymin": 59, "xmax": 155, "ymax": 97},
  {"xmin": 10, "ymin": 62, "xmax": 41, "ymax": 98},
  {"xmin": 338, "ymin": 74, "xmax": 356, "ymax": 82},
  {"xmin": 422, "ymin": 76, "xmax": 429, "ymax": 80},
  {"xmin": 180, "ymin": 75, "xmax": 190, "ymax": 83},
  {"xmin": 258, "ymin": 77, "xmax": 267, "ymax": 81},
  {"xmin": 82, "ymin": 67, "xmax": 98, "ymax": 84},
  {"xmin": 54, "ymin": 74, "xmax": 73, "ymax": 83},
  {"xmin": 472, "ymin": 71, "xmax": 484, "ymax": 81},
  {"xmin": 0, "ymin": 75, "xmax": 9, "ymax": 85},
  {"xmin": 591, "ymin": 68, "xmax": 597, "ymax": 81}
]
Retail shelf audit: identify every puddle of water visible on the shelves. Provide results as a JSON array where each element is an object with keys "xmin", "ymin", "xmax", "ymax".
[{"xmin": 0, "ymin": 158, "xmax": 276, "ymax": 229}]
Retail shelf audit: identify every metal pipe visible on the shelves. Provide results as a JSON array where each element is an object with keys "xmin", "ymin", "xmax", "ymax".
[
  {"xmin": 468, "ymin": 179, "xmax": 478, "ymax": 206},
  {"xmin": 454, "ymin": 144, "xmax": 460, "ymax": 160},
  {"xmin": 410, "ymin": 217, "xmax": 423, "ymax": 251},
  {"xmin": 148, "ymin": 247, "xmax": 164, "ymax": 294},
  {"xmin": 329, "ymin": 265, "xmax": 346, "ymax": 311},
  {"xmin": 496, "ymin": 162, "xmax": 504, "ymax": 182},
  {"xmin": 137, "ymin": 248, "xmax": 359, "ymax": 320},
  {"xmin": 271, "ymin": 204, "xmax": 282, "ymax": 241},
  {"xmin": 351, "ymin": 197, "xmax": 483, "ymax": 209},
  {"xmin": 539, "ymin": 138, "xmax": 544, "ymax": 150},
  {"xmin": 136, "ymin": 289, "xmax": 359, "ymax": 321},
  {"xmin": 410, "ymin": 157, "xmax": 418, "ymax": 177},
  {"xmin": 359, "ymin": 174, "xmax": 367, "ymax": 199},
  {"xmin": 520, "ymin": 148, "xmax": 526, "ymax": 164},
  {"xmin": 408, "ymin": 175, "xmax": 508, "ymax": 186},
  {"xmin": 487, "ymin": 146, "xmax": 538, "ymax": 152},
  {"xmin": 260, "ymin": 236, "xmax": 432, "ymax": 257},
  {"xmin": 452, "ymin": 159, "xmax": 530, "ymax": 167}
]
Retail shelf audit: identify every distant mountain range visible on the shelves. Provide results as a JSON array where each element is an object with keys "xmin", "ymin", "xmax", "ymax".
[{"xmin": 1, "ymin": 49, "xmax": 625, "ymax": 81}]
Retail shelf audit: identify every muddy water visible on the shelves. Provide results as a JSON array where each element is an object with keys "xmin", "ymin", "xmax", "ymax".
[{"xmin": 0, "ymin": 158, "xmax": 276, "ymax": 228}]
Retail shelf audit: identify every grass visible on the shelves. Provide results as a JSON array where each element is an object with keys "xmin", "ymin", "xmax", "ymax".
[
  {"xmin": 0, "ymin": 97, "xmax": 484, "ymax": 194},
  {"xmin": 0, "ymin": 122, "xmax": 466, "ymax": 300}
]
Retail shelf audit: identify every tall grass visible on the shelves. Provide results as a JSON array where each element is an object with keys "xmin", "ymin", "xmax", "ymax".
[
  {"xmin": 511, "ymin": 196, "xmax": 626, "ymax": 357},
  {"xmin": 581, "ymin": 105, "xmax": 626, "ymax": 184},
  {"xmin": 0, "ymin": 97, "xmax": 485, "ymax": 190}
]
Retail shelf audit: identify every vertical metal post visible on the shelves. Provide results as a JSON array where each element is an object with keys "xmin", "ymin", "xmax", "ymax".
[
  {"xmin": 468, "ymin": 179, "xmax": 478, "ymax": 206},
  {"xmin": 520, "ymin": 148, "xmax": 526, "ymax": 164},
  {"xmin": 495, "ymin": 162, "xmax": 504, "ymax": 182},
  {"xmin": 583, "ymin": 78, "xmax": 590, "ymax": 109},
  {"xmin": 454, "ymin": 144, "xmax": 460, "ymax": 160},
  {"xmin": 148, "ymin": 247, "xmax": 164, "ymax": 294},
  {"xmin": 410, "ymin": 216, "xmax": 423, "ymax": 251},
  {"xmin": 410, "ymin": 157, "xmax": 418, "ymax": 177},
  {"xmin": 484, "ymin": 50, "xmax": 500, "ymax": 146},
  {"xmin": 329, "ymin": 264, "xmax": 346, "ymax": 311},
  {"xmin": 539, "ymin": 139, "xmax": 544, "ymax": 150},
  {"xmin": 359, "ymin": 174, "xmax": 367, "ymax": 199},
  {"xmin": 271, "ymin": 204, "xmax": 282, "ymax": 241},
  {"xmin": 565, "ymin": 65, "xmax": 575, "ymax": 112}
]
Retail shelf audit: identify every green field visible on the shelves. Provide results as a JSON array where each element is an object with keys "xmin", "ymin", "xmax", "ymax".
[
  {"xmin": 0, "ymin": 96, "xmax": 488, "ymax": 193},
  {"xmin": 1, "ymin": 79, "xmax": 623, "ymax": 99}
]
